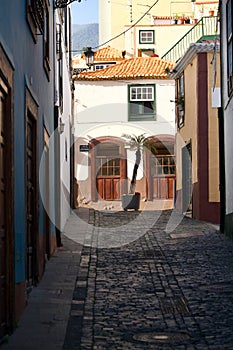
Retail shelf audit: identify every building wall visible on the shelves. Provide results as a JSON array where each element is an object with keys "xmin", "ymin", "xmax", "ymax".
[
  {"xmin": 55, "ymin": 9, "xmax": 72, "ymax": 231},
  {"xmin": 74, "ymin": 78, "xmax": 175, "ymax": 201},
  {"xmin": 207, "ymin": 53, "xmax": 220, "ymax": 203},
  {"xmin": 176, "ymin": 56, "xmax": 198, "ymax": 191},
  {"xmin": 175, "ymin": 51, "xmax": 220, "ymax": 223},
  {"xmin": 220, "ymin": 1, "xmax": 233, "ymax": 237},
  {"xmin": 125, "ymin": 24, "xmax": 195, "ymax": 58},
  {"xmin": 99, "ymin": 0, "xmax": 194, "ymax": 51},
  {"xmin": 0, "ymin": 0, "xmax": 55, "ymax": 328}
]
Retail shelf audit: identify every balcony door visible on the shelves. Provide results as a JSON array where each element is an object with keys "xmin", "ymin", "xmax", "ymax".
[
  {"xmin": 26, "ymin": 90, "xmax": 38, "ymax": 291},
  {"xmin": 0, "ymin": 73, "xmax": 14, "ymax": 340}
]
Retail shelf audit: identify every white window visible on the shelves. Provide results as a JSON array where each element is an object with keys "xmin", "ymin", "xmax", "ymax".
[
  {"xmin": 128, "ymin": 85, "xmax": 156, "ymax": 121},
  {"xmin": 94, "ymin": 63, "xmax": 115, "ymax": 71},
  {"xmin": 130, "ymin": 86, "xmax": 154, "ymax": 101},
  {"xmin": 139, "ymin": 30, "xmax": 154, "ymax": 44}
]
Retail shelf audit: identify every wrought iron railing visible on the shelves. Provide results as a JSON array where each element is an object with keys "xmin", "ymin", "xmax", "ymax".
[{"xmin": 162, "ymin": 16, "xmax": 220, "ymax": 63}]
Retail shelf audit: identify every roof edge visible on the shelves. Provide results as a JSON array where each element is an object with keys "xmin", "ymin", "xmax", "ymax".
[{"xmin": 170, "ymin": 42, "xmax": 220, "ymax": 79}]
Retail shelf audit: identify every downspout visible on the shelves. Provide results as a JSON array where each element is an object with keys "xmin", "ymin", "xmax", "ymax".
[{"xmin": 219, "ymin": 0, "xmax": 225, "ymax": 233}]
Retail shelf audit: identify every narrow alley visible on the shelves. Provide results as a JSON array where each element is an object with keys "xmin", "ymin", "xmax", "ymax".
[{"xmin": 3, "ymin": 206, "xmax": 233, "ymax": 350}]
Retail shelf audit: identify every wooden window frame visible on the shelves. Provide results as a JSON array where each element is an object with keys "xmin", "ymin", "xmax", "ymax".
[
  {"xmin": 96, "ymin": 157, "xmax": 121, "ymax": 177},
  {"xmin": 176, "ymin": 74, "xmax": 185, "ymax": 129},
  {"xmin": 128, "ymin": 84, "xmax": 156, "ymax": 121},
  {"xmin": 26, "ymin": 0, "xmax": 45, "ymax": 43},
  {"xmin": 151, "ymin": 155, "xmax": 176, "ymax": 176},
  {"xmin": 43, "ymin": 0, "xmax": 51, "ymax": 80},
  {"xmin": 26, "ymin": 0, "xmax": 51, "ymax": 80},
  {"xmin": 139, "ymin": 30, "xmax": 155, "ymax": 44}
]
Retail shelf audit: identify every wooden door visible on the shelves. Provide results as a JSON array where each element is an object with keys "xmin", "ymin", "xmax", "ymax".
[
  {"xmin": 96, "ymin": 157, "xmax": 121, "ymax": 200},
  {"xmin": 97, "ymin": 177, "xmax": 120, "ymax": 200},
  {"xmin": 151, "ymin": 154, "xmax": 175, "ymax": 199},
  {"xmin": 0, "ymin": 86, "xmax": 8, "ymax": 339},
  {"xmin": 0, "ymin": 77, "xmax": 14, "ymax": 339},
  {"xmin": 96, "ymin": 144, "xmax": 121, "ymax": 200},
  {"xmin": 182, "ymin": 143, "xmax": 192, "ymax": 212},
  {"xmin": 26, "ymin": 112, "xmax": 38, "ymax": 290}
]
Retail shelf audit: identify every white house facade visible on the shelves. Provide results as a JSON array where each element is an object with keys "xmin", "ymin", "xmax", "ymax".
[
  {"xmin": 73, "ymin": 57, "xmax": 175, "ymax": 205},
  {"xmin": 98, "ymin": 0, "xmax": 194, "ymax": 52},
  {"xmin": 220, "ymin": 0, "xmax": 233, "ymax": 237},
  {"xmin": 54, "ymin": 8, "xmax": 73, "ymax": 231},
  {"xmin": 124, "ymin": 24, "xmax": 198, "ymax": 58}
]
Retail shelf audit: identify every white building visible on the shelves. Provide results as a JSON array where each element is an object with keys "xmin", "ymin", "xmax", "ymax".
[
  {"xmin": 99, "ymin": 0, "xmax": 195, "ymax": 51},
  {"xmin": 54, "ymin": 7, "xmax": 73, "ymax": 231},
  {"xmin": 73, "ymin": 56, "xmax": 175, "ymax": 206},
  {"xmin": 220, "ymin": 0, "xmax": 233, "ymax": 237}
]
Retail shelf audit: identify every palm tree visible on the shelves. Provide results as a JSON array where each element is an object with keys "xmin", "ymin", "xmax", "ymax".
[{"xmin": 122, "ymin": 133, "xmax": 157, "ymax": 194}]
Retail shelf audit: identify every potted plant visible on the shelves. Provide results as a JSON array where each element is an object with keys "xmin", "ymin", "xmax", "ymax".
[
  {"xmin": 209, "ymin": 9, "xmax": 214, "ymax": 16},
  {"xmin": 185, "ymin": 16, "xmax": 190, "ymax": 24},
  {"xmin": 176, "ymin": 95, "xmax": 184, "ymax": 109},
  {"xmin": 179, "ymin": 14, "xmax": 185, "ymax": 24},
  {"xmin": 121, "ymin": 134, "xmax": 156, "ymax": 211},
  {"xmin": 173, "ymin": 14, "xmax": 179, "ymax": 24}
]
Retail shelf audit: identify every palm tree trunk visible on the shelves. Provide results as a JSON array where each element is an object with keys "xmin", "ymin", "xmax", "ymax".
[{"xmin": 129, "ymin": 148, "xmax": 141, "ymax": 194}]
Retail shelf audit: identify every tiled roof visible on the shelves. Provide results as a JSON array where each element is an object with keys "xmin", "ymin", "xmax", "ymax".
[
  {"xmin": 80, "ymin": 46, "xmax": 125, "ymax": 62},
  {"xmin": 94, "ymin": 46, "xmax": 125, "ymax": 61},
  {"xmin": 74, "ymin": 57, "xmax": 175, "ymax": 81},
  {"xmin": 72, "ymin": 54, "xmax": 86, "ymax": 67}
]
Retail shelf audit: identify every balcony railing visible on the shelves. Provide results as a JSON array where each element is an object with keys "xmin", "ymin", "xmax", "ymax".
[{"xmin": 162, "ymin": 16, "xmax": 220, "ymax": 63}]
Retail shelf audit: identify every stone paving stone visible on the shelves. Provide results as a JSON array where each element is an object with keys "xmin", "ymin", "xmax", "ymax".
[{"xmin": 63, "ymin": 209, "xmax": 233, "ymax": 350}]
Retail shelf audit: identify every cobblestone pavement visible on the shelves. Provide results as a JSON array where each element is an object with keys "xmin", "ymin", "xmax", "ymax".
[{"xmin": 63, "ymin": 209, "xmax": 233, "ymax": 350}]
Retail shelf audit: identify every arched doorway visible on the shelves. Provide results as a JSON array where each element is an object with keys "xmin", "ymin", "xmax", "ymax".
[{"xmin": 90, "ymin": 137, "xmax": 127, "ymax": 201}]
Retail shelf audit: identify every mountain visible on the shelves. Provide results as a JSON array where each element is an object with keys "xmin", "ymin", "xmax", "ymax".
[{"xmin": 72, "ymin": 23, "xmax": 99, "ymax": 54}]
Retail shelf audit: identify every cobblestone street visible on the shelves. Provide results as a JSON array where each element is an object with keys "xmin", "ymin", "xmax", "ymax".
[{"xmin": 63, "ymin": 208, "xmax": 233, "ymax": 350}]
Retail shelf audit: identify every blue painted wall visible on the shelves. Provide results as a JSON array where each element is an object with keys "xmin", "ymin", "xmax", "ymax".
[{"xmin": 0, "ymin": 0, "xmax": 55, "ymax": 283}]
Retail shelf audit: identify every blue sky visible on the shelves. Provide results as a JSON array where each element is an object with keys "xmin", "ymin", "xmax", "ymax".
[{"xmin": 71, "ymin": 0, "xmax": 98, "ymax": 25}]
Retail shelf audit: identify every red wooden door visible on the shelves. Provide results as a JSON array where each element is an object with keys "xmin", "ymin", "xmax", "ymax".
[
  {"xmin": 96, "ymin": 144, "xmax": 121, "ymax": 200},
  {"xmin": 150, "ymin": 154, "xmax": 175, "ymax": 199},
  {"xmin": 153, "ymin": 176, "xmax": 175, "ymax": 199},
  {"xmin": 96, "ymin": 177, "xmax": 120, "ymax": 200}
]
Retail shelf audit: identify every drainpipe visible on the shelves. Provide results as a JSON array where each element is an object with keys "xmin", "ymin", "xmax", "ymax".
[
  {"xmin": 218, "ymin": 107, "xmax": 225, "ymax": 233},
  {"xmin": 218, "ymin": 0, "xmax": 225, "ymax": 233}
]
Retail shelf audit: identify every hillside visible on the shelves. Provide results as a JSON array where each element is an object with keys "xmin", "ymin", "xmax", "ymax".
[{"xmin": 72, "ymin": 23, "xmax": 99, "ymax": 54}]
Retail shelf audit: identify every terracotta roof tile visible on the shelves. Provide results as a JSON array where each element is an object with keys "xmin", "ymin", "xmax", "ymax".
[
  {"xmin": 94, "ymin": 46, "xmax": 125, "ymax": 61},
  {"xmin": 74, "ymin": 57, "xmax": 175, "ymax": 81},
  {"xmin": 80, "ymin": 46, "xmax": 125, "ymax": 62}
]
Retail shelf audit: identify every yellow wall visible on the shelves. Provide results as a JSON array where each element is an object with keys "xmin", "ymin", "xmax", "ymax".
[
  {"xmin": 99, "ymin": 0, "xmax": 193, "ymax": 51},
  {"xmin": 99, "ymin": 0, "xmax": 219, "ymax": 51},
  {"xmin": 176, "ymin": 52, "xmax": 220, "ymax": 204},
  {"xmin": 176, "ymin": 56, "xmax": 198, "ymax": 190},
  {"xmin": 207, "ymin": 52, "xmax": 220, "ymax": 203}
]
